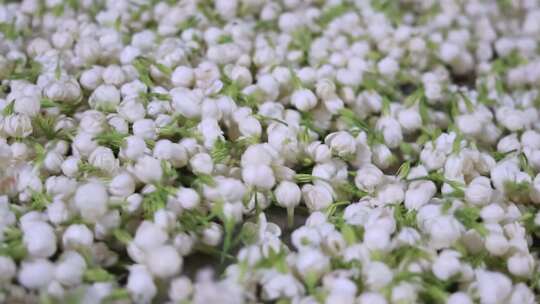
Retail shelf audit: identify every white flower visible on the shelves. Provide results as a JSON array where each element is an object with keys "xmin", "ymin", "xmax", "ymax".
[
  {"xmin": 146, "ymin": 245, "xmax": 183, "ymax": 278},
  {"xmin": 74, "ymin": 182, "xmax": 109, "ymax": 222},
  {"xmin": 372, "ymin": 144, "xmax": 394, "ymax": 169},
  {"xmin": 169, "ymin": 276, "xmax": 193, "ymax": 302},
  {"xmin": 127, "ymin": 265, "xmax": 157, "ymax": 304},
  {"xmin": 176, "ymin": 187, "xmax": 200, "ymax": 210},
  {"xmin": 55, "ymin": 251, "xmax": 87, "ymax": 286},
  {"xmin": 190, "ymin": 153, "xmax": 214, "ymax": 175},
  {"xmin": 507, "ymin": 253, "xmax": 534, "ymax": 278},
  {"xmin": 364, "ymin": 261, "xmax": 393, "ymax": 290},
  {"xmin": 376, "ymin": 182, "xmax": 405, "ymax": 206},
  {"xmin": 120, "ymin": 135, "xmax": 147, "ymax": 161},
  {"xmin": 109, "ymin": 172, "xmax": 135, "ymax": 197},
  {"xmin": 465, "ymin": 176, "xmax": 493, "ymax": 206},
  {"xmin": 201, "ymin": 223, "xmax": 223, "ymax": 246},
  {"xmin": 296, "ymin": 249, "xmax": 330, "ymax": 281},
  {"xmin": 14, "ymin": 95, "xmax": 41, "ymax": 117},
  {"xmin": 242, "ymin": 164, "xmax": 276, "ymax": 190},
  {"xmin": 0, "ymin": 256, "xmax": 16, "ymax": 282},
  {"xmin": 131, "ymin": 155, "xmax": 163, "ymax": 184},
  {"xmin": 62, "ymin": 224, "xmax": 94, "ymax": 249},
  {"xmin": 485, "ymin": 233, "xmax": 509, "ymax": 256},
  {"xmin": 404, "ymin": 181, "xmax": 436, "ymax": 210},
  {"xmin": 302, "ymin": 183, "xmax": 333, "ymax": 211},
  {"xmin": 376, "ymin": 117, "xmax": 403, "ymax": 149},
  {"xmin": 509, "ymin": 283, "xmax": 536, "ymax": 304},
  {"xmin": 132, "ymin": 221, "xmax": 168, "ymax": 253},
  {"xmin": 354, "ymin": 164, "xmax": 384, "ymax": 193},
  {"xmin": 378, "ymin": 57, "xmax": 399, "ymax": 78},
  {"xmin": 89, "ymin": 146, "xmax": 118, "ymax": 174},
  {"xmin": 22, "ymin": 220, "xmax": 57, "ymax": 258},
  {"xmin": 3, "ymin": 113, "xmax": 33, "ymax": 138},
  {"xmin": 357, "ymin": 292, "xmax": 387, "ymax": 304},
  {"xmin": 364, "ymin": 226, "xmax": 391, "ymax": 251},
  {"xmin": 325, "ymin": 131, "xmax": 356, "ymax": 158},
  {"xmin": 291, "ymin": 88, "xmax": 318, "ymax": 111},
  {"xmin": 172, "ymin": 66, "xmax": 194, "ymax": 87},
  {"xmin": 391, "ymin": 282, "xmax": 418, "ymax": 304},
  {"xmin": 88, "ymin": 84, "xmax": 121, "ymax": 111},
  {"xmin": 476, "ymin": 270, "xmax": 512, "ymax": 304},
  {"xmin": 171, "ymin": 87, "xmax": 203, "ymax": 118},
  {"xmin": 428, "ymin": 215, "xmax": 462, "ymax": 249},
  {"xmin": 432, "ymin": 250, "xmax": 461, "ymax": 280},
  {"xmin": 447, "ymin": 292, "xmax": 472, "ymax": 304},
  {"xmin": 132, "ymin": 119, "xmax": 156, "ymax": 140},
  {"xmin": 260, "ymin": 271, "xmax": 305, "ymax": 300},
  {"xmin": 398, "ymin": 107, "xmax": 422, "ymax": 133},
  {"xmin": 102, "ymin": 65, "xmax": 126, "ymax": 86},
  {"xmin": 274, "ymin": 181, "xmax": 301, "ymax": 209},
  {"xmin": 18, "ymin": 259, "xmax": 55, "ymax": 289},
  {"xmin": 72, "ymin": 132, "xmax": 98, "ymax": 157}
]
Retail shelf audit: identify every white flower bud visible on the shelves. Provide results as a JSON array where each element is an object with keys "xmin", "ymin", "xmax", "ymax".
[
  {"xmin": 378, "ymin": 57, "xmax": 399, "ymax": 77},
  {"xmin": 169, "ymin": 276, "xmax": 193, "ymax": 302},
  {"xmin": 89, "ymin": 84, "xmax": 121, "ymax": 111},
  {"xmin": 132, "ymin": 119, "xmax": 156, "ymax": 140},
  {"xmin": 291, "ymin": 89, "xmax": 317, "ymax": 111},
  {"xmin": 131, "ymin": 155, "xmax": 163, "ymax": 184},
  {"xmin": 398, "ymin": 107, "xmax": 422, "ymax": 133},
  {"xmin": 109, "ymin": 172, "xmax": 135, "ymax": 197},
  {"xmin": 364, "ymin": 262, "xmax": 393, "ymax": 290},
  {"xmin": 242, "ymin": 164, "xmax": 276, "ymax": 190},
  {"xmin": 22, "ymin": 220, "xmax": 57, "ymax": 258},
  {"xmin": 477, "ymin": 270, "xmax": 512, "ymax": 304},
  {"xmin": 302, "ymin": 183, "xmax": 333, "ymax": 211},
  {"xmin": 404, "ymin": 181, "xmax": 437, "ymax": 210},
  {"xmin": 274, "ymin": 181, "xmax": 301, "ymax": 208},
  {"xmin": 146, "ymin": 245, "xmax": 182, "ymax": 278},
  {"xmin": 465, "ymin": 176, "xmax": 493, "ymax": 206},
  {"xmin": 0, "ymin": 256, "xmax": 16, "ymax": 282},
  {"xmin": 55, "ymin": 251, "xmax": 86, "ymax": 286},
  {"xmin": 202, "ymin": 223, "xmax": 222, "ymax": 246},
  {"xmin": 133, "ymin": 221, "xmax": 168, "ymax": 252},
  {"xmin": 18, "ymin": 259, "xmax": 55, "ymax": 289},
  {"xmin": 176, "ymin": 187, "xmax": 200, "ymax": 210},
  {"xmin": 507, "ymin": 253, "xmax": 534, "ymax": 277},
  {"xmin": 74, "ymin": 182, "xmax": 108, "ymax": 222},
  {"xmin": 325, "ymin": 131, "xmax": 356, "ymax": 158},
  {"xmin": 102, "ymin": 65, "xmax": 126, "ymax": 86},
  {"xmin": 354, "ymin": 164, "xmax": 384, "ymax": 193},
  {"xmin": 190, "ymin": 153, "xmax": 214, "ymax": 175},
  {"xmin": 432, "ymin": 250, "xmax": 461, "ymax": 280},
  {"xmin": 14, "ymin": 96, "xmax": 40, "ymax": 117},
  {"xmin": 171, "ymin": 87, "xmax": 203, "ymax": 118},
  {"xmin": 127, "ymin": 265, "xmax": 157, "ymax": 304},
  {"xmin": 376, "ymin": 117, "xmax": 403, "ymax": 149},
  {"xmin": 3, "ymin": 114, "xmax": 33, "ymax": 138},
  {"xmin": 63, "ymin": 224, "xmax": 94, "ymax": 248},
  {"xmin": 89, "ymin": 146, "xmax": 118, "ymax": 175}
]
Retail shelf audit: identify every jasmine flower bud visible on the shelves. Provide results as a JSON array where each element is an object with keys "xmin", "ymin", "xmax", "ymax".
[
  {"xmin": 146, "ymin": 245, "xmax": 182, "ymax": 278},
  {"xmin": 0, "ymin": 256, "xmax": 16, "ymax": 283},
  {"xmin": 74, "ymin": 182, "xmax": 109, "ymax": 222},
  {"xmin": 291, "ymin": 89, "xmax": 318, "ymax": 111},
  {"xmin": 274, "ymin": 180, "xmax": 301, "ymax": 208},
  {"xmin": 169, "ymin": 276, "xmax": 193, "ymax": 302},
  {"xmin": 55, "ymin": 251, "xmax": 86, "ymax": 286},
  {"xmin": 62, "ymin": 224, "xmax": 94, "ymax": 249},
  {"xmin": 22, "ymin": 220, "xmax": 57, "ymax": 258},
  {"xmin": 354, "ymin": 164, "xmax": 384, "ymax": 193},
  {"xmin": 302, "ymin": 183, "xmax": 333, "ymax": 211},
  {"xmin": 190, "ymin": 153, "xmax": 214, "ymax": 175},
  {"xmin": 131, "ymin": 155, "xmax": 163, "ymax": 184},
  {"xmin": 507, "ymin": 253, "xmax": 534, "ymax": 278},
  {"xmin": 18, "ymin": 259, "xmax": 55, "ymax": 289},
  {"xmin": 127, "ymin": 265, "xmax": 157, "ymax": 304},
  {"xmin": 465, "ymin": 176, "xmax": 493, "ymax": 206},
  {"xmin": 242, "ymin": 164, "xmax": 275, "ymax": 190}
]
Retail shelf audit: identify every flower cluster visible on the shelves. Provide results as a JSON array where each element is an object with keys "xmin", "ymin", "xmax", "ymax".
[{"xmin": 0, "ymin": 0, "xmax": 540, "ymax": 303}]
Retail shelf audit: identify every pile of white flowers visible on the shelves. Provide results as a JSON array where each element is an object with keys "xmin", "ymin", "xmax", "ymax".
[{"xmin": 1, "ymin": 0, "xmax": 540, "ymax": 303}]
